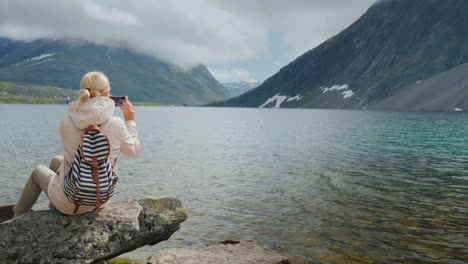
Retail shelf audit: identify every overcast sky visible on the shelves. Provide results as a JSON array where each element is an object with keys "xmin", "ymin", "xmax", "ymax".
[{"xmin": 0, "ymin": 0, "xmax": 376, "ymax": 82}]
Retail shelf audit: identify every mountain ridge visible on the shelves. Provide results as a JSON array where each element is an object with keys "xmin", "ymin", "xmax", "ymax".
[
  {"xmin": 222, "ymin": 81, "xmax": 260, "ymax": 97},
  {"xmin": 212, "ymin": 0, "xmax": 468, "ymax": 110},
  {"xmin": 0, "ymin": 38, "xmax": 229, "ymax": 105}
]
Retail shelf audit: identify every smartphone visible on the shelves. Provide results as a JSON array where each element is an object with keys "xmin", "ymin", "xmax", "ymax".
[{"xmin": 109, "ymin": 96, "xmax": 127, "ymax": 107}]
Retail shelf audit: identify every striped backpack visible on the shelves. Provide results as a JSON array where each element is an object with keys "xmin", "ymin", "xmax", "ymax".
[{"xmin": 64, "ymin": 124, "xmax": 117, "ymax": 214}]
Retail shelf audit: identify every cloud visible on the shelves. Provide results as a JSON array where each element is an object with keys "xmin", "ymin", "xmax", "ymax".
[
  {"xmin": 208, "ymin": 0, "xmax": 376, "ymax": 60},
  {"xmin": 208, "ymin": 67, "xmax": 257, "ymax": 83},
  {"xmin": 0, "ymin": 0, "xmax": 376, "ymax": 69},
  {"xmin": 83, "ymin": 0, "xmax": 143, "ymax": 26},
  {"xmin": 0, "ymin": 0, "xmax": 266, "ymax": 67}
]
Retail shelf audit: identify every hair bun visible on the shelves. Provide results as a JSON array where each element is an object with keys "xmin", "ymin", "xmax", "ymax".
[
  {"xmin": 79, "ymin": 87, "xmax": 91, "ymax": 103},
  {"xmin": 79, "ymin": 71, "xmax": 111, "ymax": 104}
]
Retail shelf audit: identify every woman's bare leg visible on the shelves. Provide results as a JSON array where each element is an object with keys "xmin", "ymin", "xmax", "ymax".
[{"xmin": 13, "ymin": 165, "xmax": 56, "ymax": 217}]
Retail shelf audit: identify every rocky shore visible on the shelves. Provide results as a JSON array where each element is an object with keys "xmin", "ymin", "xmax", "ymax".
[
  {"xmin": 146, "ymin": 240, "xmax": 290, "ymax": 264},
  {"xmin": 0, "ymin": 197, "xmax": 290, "ymax": 264},
  {"xmin": 0, "ymin": 197, "xmax": 187, "ymax": 264}
]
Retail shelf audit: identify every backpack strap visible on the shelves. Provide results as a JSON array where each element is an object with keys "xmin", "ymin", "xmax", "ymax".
[
  {"xmin": 92, "ymin": 156, "xmax": 101, "ymax": 214},
  {"xmin": 73, "ymin": 197, "xmax": 83, "ymax": 214}
]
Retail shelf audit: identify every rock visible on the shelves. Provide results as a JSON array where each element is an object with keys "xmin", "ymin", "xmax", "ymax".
[
  {"xmin": 147, "ymin": 240, "xmax": 290, "ymax": 264},
  {"xmin": 0, "ymin": 205, "xmax": 14, "ymax": 223},
  {"xmin": 0, "ymin": 197, "xmax": 187, "ymax": 264}
]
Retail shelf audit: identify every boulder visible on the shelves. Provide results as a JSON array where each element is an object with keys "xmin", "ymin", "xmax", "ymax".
[
  {"xmin": 147, "ymin": 240, "xmax": 290, "ymax": 264},
  {"xmin": 0, "ymin": 205, "xmax": 15, "ymax": 223},
  {"xmin": 0, "ymin": 197, "xmax": 187, "ymax": 264}
]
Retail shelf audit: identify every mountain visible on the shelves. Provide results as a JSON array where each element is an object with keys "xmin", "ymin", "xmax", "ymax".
[
  {"xmin": 369, "ymin": 63, "xmax": 468, "ymax": 111},
  {"xmin": 212, "ymin": 0, "xmax": 468, "ymax": 110},
  {"xmin": 0, "ymin": 38, "xmax": 229, "ymax": 105},
  {"xmin": 222, "ymin": 81, "xmax": 260, "ymax": 97}
]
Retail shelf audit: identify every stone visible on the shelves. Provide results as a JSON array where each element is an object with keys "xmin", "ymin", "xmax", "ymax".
[
  {"xmin": 147, "ymin": 240, "xmax": 290, "ymax": 264},
  {"xmin": 0, "ymin": 197, "xmax": 187, "ymax": 264},
  {"xmin": 0, "ymin": 205, "xmax": 14, "ymax": 223}
]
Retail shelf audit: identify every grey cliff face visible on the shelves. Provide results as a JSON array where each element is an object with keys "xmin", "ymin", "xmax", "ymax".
[
  {"xmin": 214, "ymin": 0, "xmax": 468, "ymax": 110},
  {"xmin": 0, "ymin": 197, "xmax": 187, "ymax": 264}
]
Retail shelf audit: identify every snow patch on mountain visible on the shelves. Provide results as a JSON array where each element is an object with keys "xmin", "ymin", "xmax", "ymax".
[
  {"xmin": 16, "ymin": 53, "xmax": 55, "ymax": 67},
  {"xmin": 29, "ymin": 53, "xmax": 55, "ymax": 61},
  {"xmin": 321, "ymin": 84, "xmax": 354, "ymax": 99},
  {"xmin": 223, "ymin": 81, "xmax": 260, "ymax": 97},
  {"xmin": 286, "ymin": 94, "xmax": 303, "ymax": 102},
  {"xmin": 321, "ymin": 84, "xmax": 349, "ymax": 93},
  {"xmin": 342, "ymin": 90, "xmax": 354, "ymax": 99},
  {"xmin": 259, "ymin": 93, "xmax": 303, "ymax": 108}
]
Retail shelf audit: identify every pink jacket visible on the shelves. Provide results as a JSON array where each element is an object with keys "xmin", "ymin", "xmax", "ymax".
[{"xmin": 48, "ymin": 97, "xmax": 141, "ymax": 214}]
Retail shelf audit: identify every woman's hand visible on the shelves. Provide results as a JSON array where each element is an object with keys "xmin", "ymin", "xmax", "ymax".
[{"xmin": 120, "ymin": 98, "xmax": 135, "ymax": 121}]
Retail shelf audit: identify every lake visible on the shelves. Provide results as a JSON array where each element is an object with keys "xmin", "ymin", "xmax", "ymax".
[{"xmin": 0, "ymin": 104, "xmax": 467, "ymax": 263}]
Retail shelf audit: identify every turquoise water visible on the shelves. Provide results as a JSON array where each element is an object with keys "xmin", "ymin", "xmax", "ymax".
[{"xmin": 0, "ymin": 104, "xmax": 467, "ymax": 263}]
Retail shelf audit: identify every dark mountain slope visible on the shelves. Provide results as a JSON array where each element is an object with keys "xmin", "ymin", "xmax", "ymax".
[
  {"xmin": 369, "ymin": 63, "xmax": 468, "ymax": 111},
  {"xmin": 0, "ymin": 38, "xmax": 229, "ymax": 104},
  {"xmin": 213, "ymin": 0, "xmax": 468, "ymax": 109}
]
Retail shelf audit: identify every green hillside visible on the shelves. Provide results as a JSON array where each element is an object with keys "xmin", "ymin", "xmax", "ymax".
[
  {"xmin": 0, "ymin": 81, "xmax": 78, "ymax": 104},
  {"xmin": 0, "ymin": 38, "xmax": 229, "ymax": 105}
]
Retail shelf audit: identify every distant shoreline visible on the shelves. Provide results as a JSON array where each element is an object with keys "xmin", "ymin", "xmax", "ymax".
[
  {"xmin": 0, "ymin": 81, "xmax": 202, "ymax": 106},
  {"xmin": 2, "ymin": 101, "xmax": 468, "ymax": 112},
  {"xmin": 0, "ymin": 101, "xmax": 185, "ymax": 107}
]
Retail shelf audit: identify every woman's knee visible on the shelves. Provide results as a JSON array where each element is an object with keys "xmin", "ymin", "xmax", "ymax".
[
  {"xmin": 31, "ymin": 165, "xmax": 55, "ymax": 191},
  {"xmin": 49, "ymin": 156, "xmax": 63, "ymax": 172},
  {"xmin": 32, "ymin": 165, "xmax": 49, "ymax": 180}
]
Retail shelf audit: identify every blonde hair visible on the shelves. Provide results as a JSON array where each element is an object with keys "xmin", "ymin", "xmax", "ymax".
[{"xmin": 79, "ymin": 71, "xmax": 111, "ymax": 103}]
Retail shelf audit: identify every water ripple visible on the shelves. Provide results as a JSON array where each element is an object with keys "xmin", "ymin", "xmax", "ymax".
[{"xmin": 1, "ymin": 105, "xmax": 467, "ymax": 263}]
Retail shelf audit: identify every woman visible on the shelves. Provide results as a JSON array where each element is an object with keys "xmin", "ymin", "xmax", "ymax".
[{"xmin": 13, "ymin": 71, "xmax": 141, "ymax": 217}]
